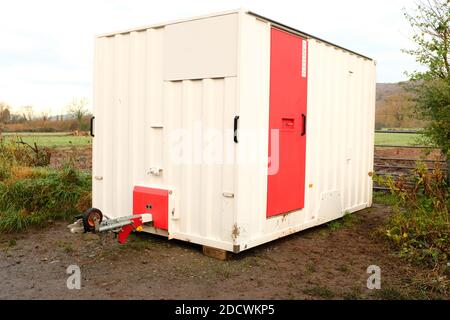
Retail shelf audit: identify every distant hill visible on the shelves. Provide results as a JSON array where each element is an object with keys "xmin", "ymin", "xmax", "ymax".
[
  {"xmin": 375, "ymin": 82, "xmax": 425, "ymax": 129},
  {"xmin": 376, "ymin": 83, "xmax": 404, "ymax": 103}
]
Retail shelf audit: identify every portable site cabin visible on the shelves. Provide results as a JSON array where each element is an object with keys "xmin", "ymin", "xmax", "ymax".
[{"xmin": 92, "ymin": 9, "xmax": 376, "ymax": 254}]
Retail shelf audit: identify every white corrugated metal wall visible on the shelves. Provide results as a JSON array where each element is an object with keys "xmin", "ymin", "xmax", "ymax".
[
  {"xmin": 94, "ymin": 29, "xmax": 167, "ymax": 222},
  {"xmin": 93, "ymin": 10, "xmax": 376, "ymax": 252},
  {"xmin": 234, "ymin": 14, "xmax": 376, "ymax": 250},
  {"xmin": 93, "ymin": 19, "xmax": 239, "ymax": 250},
  {"xmin": 163, "ymin": 78, "xmax": 237, "ymax": 249}
]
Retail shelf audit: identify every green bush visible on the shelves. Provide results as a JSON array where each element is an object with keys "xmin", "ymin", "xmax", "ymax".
[
  {"xmin": 0, "ymin": 166, "xmax": 91, "ymax": 232},
  {"xmin": 0, "ymin": 139, "xmax": 91, "ymax": 232},
  {"xmin": 374, "ymin": 163, "xmax": 449, "ymax": 268}
]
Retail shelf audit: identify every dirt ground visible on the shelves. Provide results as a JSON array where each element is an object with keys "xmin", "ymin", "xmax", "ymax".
[
  {"xmin": 374, "ymin": 146, "xmax": 444, "ymax": 160},
  {"xmin": 0, "ymin": 204, "xmax": 447, "ymax": 300},
  {"xmin": 49, "ymin": 146, "xmax": 92, "ymax": 171},
  {"xmin": 5, "ymin": 146, "xmax": 444, "ymax": 300}
]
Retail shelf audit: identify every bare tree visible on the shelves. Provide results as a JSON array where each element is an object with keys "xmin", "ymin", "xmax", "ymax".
[
  {"xmin": 22, "ymin": 105, "xmax": 34, "ymax": 121},
  {"xmin": 0, "ymin": 102, "xmax": 9, "ymax": 111},
  {"xmin": 1, "ymin": 108, "xmax": 11, "ymax": 124},
  {"xmin": 41, "ymin": 108, "xmax": 52, "ymax": 122},
  {"xmin": 0, "ymin": 102, "xmax": 11, "ymax": 136},
  {"xmin": 67, "ymin": 97, "xmax": 89, "ymax": 130},
  {"xmin": 9, "ymin": 113, "xmax": 26, "ymax": 124},
  {"xmin": 0, "ymin": 102, "xmax": 11, "ymax": 123}
]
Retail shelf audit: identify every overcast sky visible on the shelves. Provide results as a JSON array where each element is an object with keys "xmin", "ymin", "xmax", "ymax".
[{"xmin": 0, "ymin": 0, "xmax": 422, "ymax": 113}]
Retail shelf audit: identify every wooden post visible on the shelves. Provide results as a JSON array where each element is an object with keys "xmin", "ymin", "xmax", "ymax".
[{"xmin": 202, "ymin": 246, "xmax": 230, "ymax": 261}]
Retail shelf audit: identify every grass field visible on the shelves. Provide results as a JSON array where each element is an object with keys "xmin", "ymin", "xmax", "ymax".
[
  {"xmin": 1, "ymin": 132, "xmax": 91, "ymax": 148},
  {"xmin": 374, "ymin": 132, "xmax": 421, "ymax": 146},
  {"xmin": 1, "ymin": 132, "xmax": 421, "ymax": 148}
]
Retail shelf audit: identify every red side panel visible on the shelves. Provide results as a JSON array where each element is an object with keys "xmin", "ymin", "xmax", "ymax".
[
  {"xmin": 133, "ymin": 186, "xmax": 168, "ymax": 230},
  {"xmin": 267, "ymin": 28, "xmax": 308, "ymax": 218}
]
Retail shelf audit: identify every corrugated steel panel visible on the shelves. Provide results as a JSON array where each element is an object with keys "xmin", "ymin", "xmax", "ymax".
[
  {"xmin": 246, "ymin": 10, "xmax": 373, "ymax": 61},
  {"xmin": 94, "ymin": 23, "xmax": 238, "ymax": 250},
  {"xmin": 97, "ymin": 8, "xmax": 373, "ymax": 61},
  {"xmin": 93, "ymin": 10, "xmax": 376, "ymax": 253},
  {"xmin": 163, "ymin": 78, "xmax": 237, "ymax": 248},
  {"xmin": 233, "ymin": 14, "xmax": 375, "ymax": 250}
]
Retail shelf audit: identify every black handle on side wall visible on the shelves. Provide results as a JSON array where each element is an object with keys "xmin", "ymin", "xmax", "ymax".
[
  {"xmin": 90, "ymin": 116, "xmax": 95, "ymax": 137},
  {"xmin": 301, "ymin": 114, "xmax": 306, "ymax": 136},
  {"xmin": 234, "ymin": 116, "xmax": 239, "ymax": 143}
]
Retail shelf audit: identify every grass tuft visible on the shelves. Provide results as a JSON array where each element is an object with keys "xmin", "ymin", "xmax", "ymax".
[
  {"xmin": 372, "ymin": 288, "xmax": 408, "ymax": 300},
  {"xmin": 327, "ymin": 211, "xmax": 359, "ymax": 231},
  {"xmin": 303, "ymin": 285, "xmax": 335, "ymax": 299},
  {"xmin": 373, "ymin": 191, "xmax": 398, "ymax": 206}
]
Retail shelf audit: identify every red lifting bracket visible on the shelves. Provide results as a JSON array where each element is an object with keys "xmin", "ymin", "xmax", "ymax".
[{"xmin": 117, "ymin": 216, "xmax": 145, "ymax": 244}]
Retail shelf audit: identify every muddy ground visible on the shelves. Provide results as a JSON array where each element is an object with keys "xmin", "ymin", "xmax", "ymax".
[{"xmin": 0, "ymin": 204, "xmax": 447, "ymax": 300}]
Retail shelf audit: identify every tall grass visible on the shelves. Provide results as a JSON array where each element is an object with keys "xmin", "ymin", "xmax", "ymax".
[
  {"xmin": 374, "ymin": 163, "xmax": 449, "ymax": 268},
  {"xmin": 0, "ymin": 139, "xmax": 91, "ymax": 232}
]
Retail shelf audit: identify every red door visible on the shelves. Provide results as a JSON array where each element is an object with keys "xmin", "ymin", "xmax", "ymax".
[{"xmin": 267, "ymin": 28, "xmax": 308, "ymax": 218}]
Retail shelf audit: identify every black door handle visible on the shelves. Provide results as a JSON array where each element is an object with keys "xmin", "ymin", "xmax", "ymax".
[
  {"xmin": 301, "ymin": 114, "xmax": 306, "ymax": 136},
  {"xmin": 90, "ymin": 116, "xmax": 95, "ymax": 137},
  {"xmin": 234, "ymin": 116, "xmax": 239, "ymax": 143}
]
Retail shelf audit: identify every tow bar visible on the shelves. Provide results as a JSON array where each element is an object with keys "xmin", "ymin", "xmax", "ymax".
[{"xmin": 68, "ymin": 208, "xmax": 153, "ymax": 244}]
